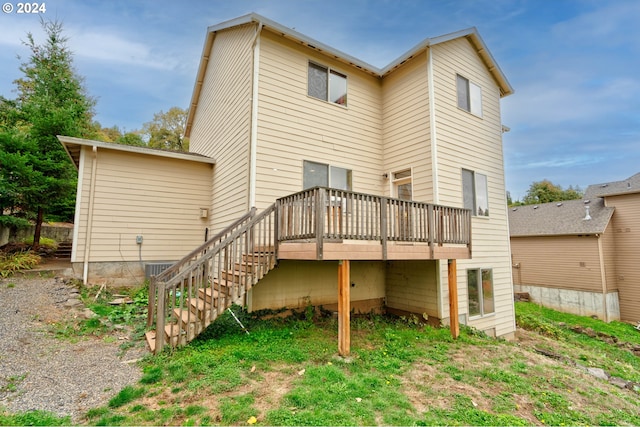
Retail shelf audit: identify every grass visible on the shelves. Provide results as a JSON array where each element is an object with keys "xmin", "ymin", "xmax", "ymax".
[
  {"xmin": 48, "ymin": 283, "xmax": 149, "ymax": 350},
  {"xmin": 515, "ymin": 302, "xmax": 640, "ymax": 382},
  {"xmin": 67, "ymin": 305, "xmax": 640, "ymax": 425},
  {"xmin": 0, "ymin": 408, "xmax": 71, "ymax": 426},
  {"xmin": 3, "ymin": 302, "xmax": 640, "ymax": 426}
]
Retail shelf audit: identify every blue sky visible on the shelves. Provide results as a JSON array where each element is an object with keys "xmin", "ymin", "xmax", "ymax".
[{"xmin": 1, "ymin": 0, "xmax": 639, "ymax": 200}]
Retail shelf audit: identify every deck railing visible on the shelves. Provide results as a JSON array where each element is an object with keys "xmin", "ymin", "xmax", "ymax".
[{"xmin": 276, "ymin": 187, "xmax": 471, "ymax": 258}]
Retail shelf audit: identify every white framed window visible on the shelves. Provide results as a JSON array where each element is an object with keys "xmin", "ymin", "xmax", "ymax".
[
  {"xmin": 308, "ymin": 62, "xmax": 347, "ymax": 106},
  {"xmin": 467, "ymin": 268, "xmax": 495, "ymax": 317},
  {"xmin": 456, "ymin": 74, "xmax": 482, "ymax": 117},
  {"xmin": 462, "ymin": 169, "xmax": 489, "ymax": 217},
  {"xmin": 392, "ymin": 169, "xmax": 412, "ymax": 201},
  {"xmin": 303, "ymin": 160, "xmax": 352, "ymax": 190}
]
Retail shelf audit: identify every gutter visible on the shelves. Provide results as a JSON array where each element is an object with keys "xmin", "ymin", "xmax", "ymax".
[{"xmin": 248, "ymin": 22, "xmax": 263, "ymax": 208}]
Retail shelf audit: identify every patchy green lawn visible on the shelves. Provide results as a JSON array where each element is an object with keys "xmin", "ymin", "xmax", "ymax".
[{"xmin": 2, "ymin": 302, "xmax": 640, "ymax": 426}]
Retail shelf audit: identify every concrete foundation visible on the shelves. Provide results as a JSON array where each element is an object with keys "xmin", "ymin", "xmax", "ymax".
[
  {"xmin": 71, "ymin": 261, "xmax": 154, "ymax": 287},
  {"xmin": 514, "ymin": 284, "xmax": 620, "ymax": 322}
]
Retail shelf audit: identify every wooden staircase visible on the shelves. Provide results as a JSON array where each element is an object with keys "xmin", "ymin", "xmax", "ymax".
[{"xmin": 145, "ymin": 205, "xmax": 277, "ymax": 354}]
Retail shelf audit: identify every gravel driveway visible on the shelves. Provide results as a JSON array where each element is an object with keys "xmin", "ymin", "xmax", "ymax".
[{"xmin": 0, "ymin": 274, "xmax": 146, "ymax": 422}]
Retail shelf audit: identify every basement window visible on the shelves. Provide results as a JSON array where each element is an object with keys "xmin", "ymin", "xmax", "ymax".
[
  {"xmin": 308, "ymin": 62, "xmax": 347, "ymax": 106},
  {"xmin": 467, "ymin": 268, "xmax": 494, "ymax": 317}
]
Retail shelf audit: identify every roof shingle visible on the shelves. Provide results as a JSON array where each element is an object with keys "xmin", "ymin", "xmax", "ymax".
[{"xmin": 508, "ymin": 198, "xmax": 614, "ymax": 237}]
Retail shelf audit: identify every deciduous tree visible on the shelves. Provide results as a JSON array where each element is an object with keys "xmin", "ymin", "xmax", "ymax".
[
  {"xmin": 142, "ymin": 107, "xmax": 189, "ymax": 152},
  {"xmin": 521, "ymin": 180, "xmax": 583, "ymax": 205}
]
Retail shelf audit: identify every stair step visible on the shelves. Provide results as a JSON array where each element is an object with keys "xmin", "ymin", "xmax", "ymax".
[
  {"xmin": 145, "ymin": 330, "xmax": 156, "ymax": 353},
  {"xmin": 173, "ymin": 308, "xmax": 203, "ymax": 341},
  {"xmin": 188, "ymin": 297, "xmax": 213, "ymax": 320},
  {"xmin": 165, "ymin": 322, "xmax": 187, "ymax": 347},
  {"xmin": 221, "ymin": 269, "xmax": 248, "ymax": 282},
  {"xmin": 197, "ymin": 287, "xmax": 220, "ymax": 300}
]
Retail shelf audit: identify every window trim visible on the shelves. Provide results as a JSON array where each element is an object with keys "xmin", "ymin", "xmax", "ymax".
[
  {"xmin": 391, "ymin": 168, "xmax": 413, "ymax": 201},
  {"xmin": 307, "ymin": 61, "xmax": 348, "ymax": 107},
  {"xmin": 456, "ymin": 74, "xmax": 482, "ymax": 117},
  {"xmin": 467, "ymin": 268, "xmax": 495, "ymax": 318}
]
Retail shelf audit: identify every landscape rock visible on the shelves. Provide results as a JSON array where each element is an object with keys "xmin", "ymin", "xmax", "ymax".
[
  {"xmin": 586, "ymin": 367, "xmax": 609, "ymax": 381},
  {"xmin": 63, "ymin": 298, "xmax": 83, "ymax": 308},
  {"xmin": 609, "ymin": 376, "xmax": 629, "ymax": 389}
]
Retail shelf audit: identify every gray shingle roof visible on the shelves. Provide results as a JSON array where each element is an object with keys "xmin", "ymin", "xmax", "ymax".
[
  {"xmin": 508, "ymin": 198, "xmax": 614, "ymax": 237},
  {"xmin": 584, "ymin": 172, "xmax": 640, "ymax": 199}
]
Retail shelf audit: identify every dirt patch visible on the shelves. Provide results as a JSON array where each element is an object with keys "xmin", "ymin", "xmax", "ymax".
[{"xmin": 399, "ymin": 330, "xmax": 640, "ymax": 424}]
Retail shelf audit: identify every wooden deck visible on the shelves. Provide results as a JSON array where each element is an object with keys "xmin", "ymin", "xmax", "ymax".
[
  {"xmin": 276, "ymin": 187, "xmax": 472, "ymax": 261},
  {"xmin": 278, "ymin": 240, "xmax": 470, "ymax": 260}
]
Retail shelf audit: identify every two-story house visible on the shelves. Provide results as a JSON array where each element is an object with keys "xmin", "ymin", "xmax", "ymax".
[{"xmin": 59, "ymin": 13, "xmax": 515, "ymax": 353}]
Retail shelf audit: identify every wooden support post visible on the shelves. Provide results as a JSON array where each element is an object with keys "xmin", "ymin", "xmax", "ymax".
[
  {"xmin": 338, "ymin": 259, "xmax": 351, "ymax": 356},
  {"xmin": 448, "ymin": 259, "xmax": 460, "ymax": 339}
]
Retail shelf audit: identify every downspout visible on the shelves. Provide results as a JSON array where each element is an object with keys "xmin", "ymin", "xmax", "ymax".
[
  {"xmin": 596, "ymin": 234, "xmax": 609, "ymax": 322},
  {"xmin": 427, "ymin": 47, "xmax": 439, "ymax": 204},
  {"xmin": 83, "ymin": 146, "xmax": 98, "ymax": 285},
  {"xmin": 248, "ymin": 22, "xmax": 263, "ymax": 209}
]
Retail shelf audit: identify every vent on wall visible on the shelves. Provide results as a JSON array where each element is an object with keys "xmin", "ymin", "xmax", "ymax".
[{"xmin": 145, "ymin": 263, "xmax": 174, "ymax": 279}]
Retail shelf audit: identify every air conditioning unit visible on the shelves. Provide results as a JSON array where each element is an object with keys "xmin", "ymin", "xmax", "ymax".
[{"xmin": 145, "ymin": 262, "xmax": 174, "ymax": 279}]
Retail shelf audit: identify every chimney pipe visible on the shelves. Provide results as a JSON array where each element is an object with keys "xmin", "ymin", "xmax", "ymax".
[{"xmin": 583, "ymin": 205, "xmax": 591, "ymax": 221}]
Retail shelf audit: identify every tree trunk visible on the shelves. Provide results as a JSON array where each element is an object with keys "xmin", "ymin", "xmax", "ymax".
[{"xmin": 32, "ymin": 207, "xmax": 44, "ymax": 251}]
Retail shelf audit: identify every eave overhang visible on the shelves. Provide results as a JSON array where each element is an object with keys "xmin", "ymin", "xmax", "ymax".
[
  {"xmin": 57, "ymin": 136, "xmax": 216, "ymax": 169},
  {"xmin": 185, "ymin": 13, "xmax": 514, "ymax": 137}
]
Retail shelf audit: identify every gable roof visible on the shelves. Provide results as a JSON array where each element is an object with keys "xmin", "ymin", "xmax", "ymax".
[
  {"xmin": 508, "ymin": 198, "xmax": 614, "ymax": 237},
  {"xmin": 584, "ymin": 172, "xmax": 640, "ymax": 199},
  {"xmin": 58, "ymin": 136, "xmax": 216, "ymax": 169},
  {"xmin": 185, "ymin": 12, "xmax": 513, "ymax": 136}
]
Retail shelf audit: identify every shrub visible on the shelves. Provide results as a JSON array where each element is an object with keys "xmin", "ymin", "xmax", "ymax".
[
  {"xmin": 0, "ymin": 251, "xmax": 41, "ymax": 277},
  {"xmin": 21, "ymin": 236, "xmax": 58, "ymax": 249}
]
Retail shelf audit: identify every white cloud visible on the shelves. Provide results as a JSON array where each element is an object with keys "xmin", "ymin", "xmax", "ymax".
[{"xmin": 66, "ymin": 26, "xmax": 178, "ymax": 70}]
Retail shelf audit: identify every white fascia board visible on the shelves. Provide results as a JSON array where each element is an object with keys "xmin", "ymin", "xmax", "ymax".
[{"xmin": 57, "ymin": 136, "xmax": 216, "ymax": 166}]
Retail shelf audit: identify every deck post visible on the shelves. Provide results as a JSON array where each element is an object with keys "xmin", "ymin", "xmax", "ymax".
[
  {"xmin": 338, "ymin": 259, "xmax": 351, "ymax": 356},
  {"xmin": 447, "ymin": 259, "xmax": 460, "ymax": 339}
]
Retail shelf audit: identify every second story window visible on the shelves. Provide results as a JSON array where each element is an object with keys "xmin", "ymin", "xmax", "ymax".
[
  {"xmin": 308, "ymin": 62, "xmax": 347, "ymax": 106},
  {"xmin": 462, "ymin": 169, "xmax": 489, "ymax": 217},
  {"xmin": 456, "ymin": 74, "xmax": 482, "ymax": 117}
]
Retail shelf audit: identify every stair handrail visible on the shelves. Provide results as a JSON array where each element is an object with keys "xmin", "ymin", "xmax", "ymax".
[
  {"xmin": 156, "ymin": 207, "xmax": 257, "ymax": 284},
  {"xmin": 148, "ymin": 204, "xmax": 277, "ymax": 353},
  {"xmin": 147, "ymin": 207, "xmax": 256, "ymax": 328}
]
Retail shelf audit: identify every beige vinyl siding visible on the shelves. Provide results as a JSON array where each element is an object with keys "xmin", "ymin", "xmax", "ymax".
[
  {"xmin": 381, "ymin": 51, "xmax": 433, "ymax": 201},
  {"xmin": 74, "ymin": 147, "xmax": 212, "ymax": 263},
  {"xmin": 385, "ymin": 260, "xmax": 439, "ymax": 318},
  {"xmin": 511, "ymin": 236, "xmax": 604, "ymax": 293},
  {"xmin": 606, "ymin": 194, "xmax": 640, "ymax": 321},
  {"xmin": 189, "ymin": 24, "xmax": 256, "ymax": 232},
  {"xmin": 249, "ymin": 260, "xmax": 385, "ymax": 311},
  {"xmin": 429, "ymin": 38, "xmax": 513, "ymax": 336},
  {"xmin": 253, "ymin": 30, "xmax": 384, "ymax": 207}
]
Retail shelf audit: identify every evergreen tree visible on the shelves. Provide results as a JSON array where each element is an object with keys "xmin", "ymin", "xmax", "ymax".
[{"xmin": 10, "ymin": 19, "xmax": 95, "ymax": 247}]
